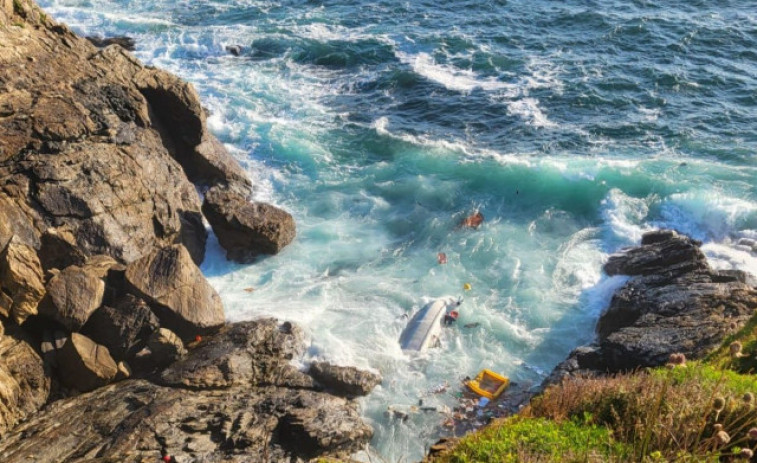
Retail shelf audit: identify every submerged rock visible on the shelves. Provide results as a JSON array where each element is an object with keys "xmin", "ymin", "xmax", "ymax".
[{"xmin": 85, "ymin": 35, "xmax": 136, "ymax": 51}]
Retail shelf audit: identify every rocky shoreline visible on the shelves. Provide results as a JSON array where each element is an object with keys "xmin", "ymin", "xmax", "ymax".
[
  {"xmin": 0, "ymin": 1, "xmax": 376, "ymax": 461},
  {"xmin": 548, "ymin": 229, "xmax": 757, "ymax": 384}
]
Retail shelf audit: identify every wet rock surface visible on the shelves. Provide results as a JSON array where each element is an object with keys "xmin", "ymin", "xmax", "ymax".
[
  {"xmin": 309, "ymin": 361, "xmax": 382, "ymax": 398},
  {"xmin": 549, "ymin": 229, "xmax": 757, "ymax": 384}
]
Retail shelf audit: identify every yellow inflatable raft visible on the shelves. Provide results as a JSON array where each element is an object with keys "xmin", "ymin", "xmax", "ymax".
[{"xmin": 466, "ymin": 369, "xmax": 509, "ymax": 400}]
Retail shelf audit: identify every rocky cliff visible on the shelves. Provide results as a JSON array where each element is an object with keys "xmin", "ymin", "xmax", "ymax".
[
  {"xmin": 549, "ymin": 229, "xmax": 757, "ymax": 383},
  {"xmin": 0, "ymin": 1, "xmax": 372, "ymax": 461}
]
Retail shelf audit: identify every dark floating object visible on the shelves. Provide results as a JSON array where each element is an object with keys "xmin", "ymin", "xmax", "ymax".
[
  {"xmin": 86, "ymin": 35, "xmax": 136, "ymax": 51},
  {"xmin": 225, "ymin": 45, "xmax": 243, "ymax": 56}
]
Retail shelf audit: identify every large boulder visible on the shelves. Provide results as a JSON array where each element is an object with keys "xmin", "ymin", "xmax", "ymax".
[
  {"xmin": 39, "ymin": 264, "xmax": 105, "ymax": 331},
  {"xmin": 0, "ymin": 325, "xmax": 51, "ymax": 438},
  {"xmin": 80, "ymin": 295, "xmax": 159, "ymax": 361},
  {"xmin": 549, "ymin": 230, "xmax": 757, "ymax": 383},
  {"xmin": 160, "ymin": 319, "xmax": 313, "ymax": 390},
  {"xmin": 56, "ymin": 332, "xmax": 118, "ymax": 392},
  {"xmin": 202, "ymin": 187, "xmax": 296, "ymax": 263},
  {"xmin": 309, "ymin": 361, "xmax": 382, "ymax": 398},
  {"xmin": 124, "ymin": 245, "xmax": 224, "ymax": 341},
  {"xmin": 0, "ymin": 237, "xmax": 45, "ymax": 325}
]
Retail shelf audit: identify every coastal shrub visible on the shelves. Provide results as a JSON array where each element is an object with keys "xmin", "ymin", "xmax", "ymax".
[
  {"xmin": 707, "ymin": 314, "xmax": 757, "ymax": 374},
  {"xmin": 525, "ymin": 364, "xmax": 757, "ymax": 461},
  {"xmin": 435, "ymin": 415, "xmax": 629, "ymax": 462}
]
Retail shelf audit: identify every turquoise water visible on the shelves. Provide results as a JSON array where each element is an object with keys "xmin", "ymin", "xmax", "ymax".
[{"xmin": 40, "ymin": 1, "xmax": 757, "ymax": 460}]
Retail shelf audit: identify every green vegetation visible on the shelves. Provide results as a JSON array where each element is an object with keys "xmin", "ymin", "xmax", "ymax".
[
  {"xmin": 441, "ymin": 416, "xmax": 629, "ymax": 462},
  {"xmin": 12, "ymin": 0, "xmax": 23, "ymax": 15},
  {"xmin": 430, "ymin": 329, "xmax": 757, "ymax": 462}
]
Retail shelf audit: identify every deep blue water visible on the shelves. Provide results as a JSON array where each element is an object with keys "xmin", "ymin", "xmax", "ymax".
[{"xmin": 39, "ymin": 1, "xmax": 757, "ymax": 460}]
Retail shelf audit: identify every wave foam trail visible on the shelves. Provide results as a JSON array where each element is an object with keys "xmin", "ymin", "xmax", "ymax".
[{"xmin": 397, "ymin": 51, "xmax": 517, "ymax": 94}]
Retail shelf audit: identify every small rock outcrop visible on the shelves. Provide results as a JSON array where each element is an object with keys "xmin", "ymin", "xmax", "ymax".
[
  {"xmin": 39, "ymin": 264, "xmax": 105, "ymax": 331},
  {"xmin": 132, "ymin": 327, "xmax": 187, "ymax": 373},
  {"xmin": 0, "ymin": 237, "xmax": 45, "ymax": 325},
  {"xmin": 124, "ymin": 244, "xmax": 225, "ymax": 341},
  {"xmin": 310, "ymin": 361, "xmax": 383, "ymax": 398},
  {"xmin": 202, "ymin": 187, "xmax": 296, "ymax": 263},
  {"xmin": 550, "ymin": 230, "xmax": 757, "ymax": 383},
  {"xmin": 85, "ymin": 35, "xmax": 136, "ymax": 51},
  {"xmin": 0, "ymin": 325, "xmax": 50, "ymax": 437},
  {"xmin": 160, "ymin": 320, "xmax": 314, "ymax": 390},
  {"xmin": 57, "ymin": 332, "xmax": 119, "ymax": 392}
]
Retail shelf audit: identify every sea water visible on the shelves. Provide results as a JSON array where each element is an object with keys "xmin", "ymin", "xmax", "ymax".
[{"xmin": 38, "ymin": 1, "xmax": 757, "ymax": 460}]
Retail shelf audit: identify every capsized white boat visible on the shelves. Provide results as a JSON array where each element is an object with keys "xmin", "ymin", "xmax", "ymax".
[{"xmin": 399, "ymin": 296, "xmax": 462, "ymax": 352}]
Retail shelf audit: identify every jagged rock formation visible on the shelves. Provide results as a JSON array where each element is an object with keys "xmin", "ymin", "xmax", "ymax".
[
  {"xmin": 0, "ymin": 320, "xmax": 373, "ymax": 462},
  {"xmin": 549, "ymin": 230, "xmax": 757, "ymax": 383},
  {"xmin": 0, "ymin": 1, "xmax": 371, "ymax": 460},
  {"xmin": 309, "ymin": 361, "xmax": 383, "ymax": 398},
  {"xmin": 0, "ymin": 325, "xmax": 50, "ymax": 436}
]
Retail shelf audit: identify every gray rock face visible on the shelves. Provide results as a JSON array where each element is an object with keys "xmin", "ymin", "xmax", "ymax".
[
  {"xmin": 0, "ymin": 321, "xmax": 373, "ymax": 462},
  {"xmin": 202, "ymin": 187, "xmax": 296, "ymax": 263},
  {"xmin": 39, "ymin": 264, "xmax": 105, "ymax": 331},
  {"xmin": 80, "ymin": 294, "xmax": 159, "ymax": 361},
  {"xmin": 57, "ymin": 332, "xmax": 118, "ymax": 392},
  {"xmin": 604, "ymin": 229, "xmax": 707, "ymax": 277},
  {"xmin": 549, "ymin": 230, "xmax": 757, "ymax": 384},
  {"xmin": 0, "ymin": 325, "xmax": 51, "ymax": 438},
  {"xmin": 124, "ymin": 244, "xmax": 225, "ymax": 341},
  {"xmin": 309, "ymin": 361, "xmax": 382, "ymax": 398},
  {"xmin": 160, "ymin": 319, "xmax": 314, "ymax": 390}
]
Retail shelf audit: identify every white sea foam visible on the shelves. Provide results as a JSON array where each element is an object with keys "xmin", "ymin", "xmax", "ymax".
[
  {"xmin": 601, "ymin": 189, "xmax": 653, "ymax": 245},
  {"xmin": 654, "ymin": 191, "xmax": 757, "ymax": 241},
  {"xmin": 397, "ymin": 51, "xmax": 517, "ymax": 94},
  {"xmin": 507, "ymin": 97, "xmax": 557, "ymax": 128}
]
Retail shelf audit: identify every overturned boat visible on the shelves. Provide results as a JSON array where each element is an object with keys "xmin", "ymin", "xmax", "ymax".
[{"xmin": 399, "ymin": 296, "xmax": 462, "ymax": 352}]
